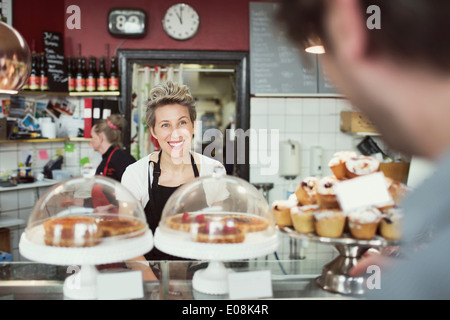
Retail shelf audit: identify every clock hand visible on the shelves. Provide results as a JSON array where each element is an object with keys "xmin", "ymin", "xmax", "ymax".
[{"xmin": 179, "ymin": 6, "xmax": 183, "ymax": 24}]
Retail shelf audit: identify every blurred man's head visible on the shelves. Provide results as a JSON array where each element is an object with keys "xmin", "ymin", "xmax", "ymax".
[{"xmin": 278, "ymin": 0, "xmax": 450, "ymax": 160}]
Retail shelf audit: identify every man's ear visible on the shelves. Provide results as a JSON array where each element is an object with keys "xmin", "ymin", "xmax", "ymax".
[{"xmin": 325, "ymin": 0, "xmax": 368, "ymax": 61}]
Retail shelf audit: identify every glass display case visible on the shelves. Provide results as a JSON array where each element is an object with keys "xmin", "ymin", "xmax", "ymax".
[
  {"xmin": 18, "ymin": 175, "xmax": 153, "ymax": 299},
  {"xmin": 154, "ymin": 169, "xmax": 279, "ymax": 294}
]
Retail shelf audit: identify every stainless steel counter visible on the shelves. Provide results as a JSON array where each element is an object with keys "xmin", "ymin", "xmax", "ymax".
[{"xmin": 0, "ymin": 259, "xmax": 356, "ymax": 300}]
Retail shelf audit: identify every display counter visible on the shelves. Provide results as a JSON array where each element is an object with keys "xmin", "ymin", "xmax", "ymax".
[{"xmin": 0, "ymin": 258, "xmax": 356, "ymax": 300}]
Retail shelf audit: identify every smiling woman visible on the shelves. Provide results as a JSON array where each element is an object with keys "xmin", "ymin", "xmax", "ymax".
[{"xmin": 121, "ymin": 81, "xmax": 225, "ymax": 262}]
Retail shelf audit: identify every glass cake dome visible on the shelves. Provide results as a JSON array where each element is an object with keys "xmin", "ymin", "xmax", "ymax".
[
  {"xmin": 20, "ymin": 175, "xmax": 152, "ymax": 266},
  {"xmin": 154, "ymin": 169, "xmax": 277, "ymax": 261}
]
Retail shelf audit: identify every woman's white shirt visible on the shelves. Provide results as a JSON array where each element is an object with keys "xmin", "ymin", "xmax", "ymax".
[{"xmin": 121, "ymin": 152, "xmax": 225, "ymax": 208}]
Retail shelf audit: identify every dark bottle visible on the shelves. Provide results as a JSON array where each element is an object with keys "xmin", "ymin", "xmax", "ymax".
[
  {"xmin": 86, "ymin": 56, "xmax": 97, "ymax": 92},
  {"xmin": 39, "ymin": 53, "xmax": 49, "ymax": 91},
  {"xmin": 28, "ymin": 52, "xmax": 39, "ymax": 91},
  {"xmin": 67, "ymin": 57, "xmax": 75, "ymax": 92},
  {"xmin": 108, "ymin": 55, "xmax": 119, "ymax": 91},
  {"xmin": 97, "ymin": 56, "xmax": 108, "ymax": 92},
  {"xmin": 75, "ymin": 56, "xmax": 86, "ymax": 92}
]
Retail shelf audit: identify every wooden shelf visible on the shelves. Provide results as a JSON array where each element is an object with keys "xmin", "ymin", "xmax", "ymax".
[{"xmin": 0, "ymin": 137, "xmax": 91, "ymax": 144}]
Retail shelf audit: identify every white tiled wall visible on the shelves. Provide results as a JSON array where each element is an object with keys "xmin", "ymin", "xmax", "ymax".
[{"xmin": 249, "ymin": 96, "xmax": 357, "ymax": 261}]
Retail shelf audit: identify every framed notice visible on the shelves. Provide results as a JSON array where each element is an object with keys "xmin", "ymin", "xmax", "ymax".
[{"xmin": 0, "ymin": 0, "xmax": 13, "ymax": 26}]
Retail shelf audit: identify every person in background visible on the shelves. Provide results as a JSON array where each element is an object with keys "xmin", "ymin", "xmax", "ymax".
[
  {"xmin": 121, "ymin": 81, "xmax": 224, "ymax": 278},
  {"xmin": 89, "ymin": 114, "xmax": 136, "ymax": 182},
  {"xmin": 60, "ymin": 114, "xmax": 136, "ymax": 210},
  {"xmin": 277, "ymin": 0, "xmax": 450, "ymax": 299}
]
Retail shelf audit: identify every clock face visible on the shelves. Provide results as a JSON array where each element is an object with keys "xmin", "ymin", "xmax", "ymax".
[
  {"xmin": 162, "ymin": 3, "xmax": 200, "ymax": 40},
  {"xmin": 108, "ymin": 9, "xmax": 147, "ymax": 38}
]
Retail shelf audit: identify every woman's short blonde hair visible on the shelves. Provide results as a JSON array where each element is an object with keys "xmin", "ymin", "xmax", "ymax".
[{"xmin": 146, "ymin": 81, "xmax": 197, "ymax": 129}]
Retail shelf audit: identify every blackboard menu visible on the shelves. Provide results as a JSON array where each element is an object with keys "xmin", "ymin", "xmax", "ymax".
[
  {"xmin": 42, "ymin": 31, "xmax": 67, "ymax": 92},
  {"xmin": 250, "ymin": 2, "xmax": 317, "ymax": 94},
  {"xmin": 317, "ymin": 55, "xmax": 337, "ymax": 94}
]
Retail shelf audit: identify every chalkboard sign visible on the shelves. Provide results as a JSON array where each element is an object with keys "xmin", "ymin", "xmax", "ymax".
[
  {"xmin": 250, "ymin": 2, "xmax": 317, "ymax": 94},
  {"xmin": 317, "ymin": 55, "xmax": 337, "ymax": 94},
  {"xmin": 42, "ymin": 31, "xmax": 67, "ymax": 92}
]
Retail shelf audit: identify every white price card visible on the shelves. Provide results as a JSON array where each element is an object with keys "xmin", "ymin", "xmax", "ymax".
[
  {"xmin": 334, "ymin": 172, "xmax": 394, "ymax": 213},
  {"xmin": 228, "ymin": 270, "xmax": 273, "ymax": 299},
  {"xmin": 96, "ymin": 270, "xmax": 144, "ymax": 300}
]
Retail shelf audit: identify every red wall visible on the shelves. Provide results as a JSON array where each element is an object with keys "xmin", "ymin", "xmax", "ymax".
[
  {"xmin": 13, "ymin": 0, "xmax": 274, "ymax": 58},
  {"xmin": 13, "ymin": 0, "xmax": 65, "ymax": 53}
]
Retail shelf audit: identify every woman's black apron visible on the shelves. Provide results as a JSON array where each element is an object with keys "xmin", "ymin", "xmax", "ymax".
[{"xmin": 144, "ymin": 151, "xmax": 199, "ymax": 260}]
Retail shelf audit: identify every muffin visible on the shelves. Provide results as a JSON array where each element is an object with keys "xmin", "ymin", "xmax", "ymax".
[
  {"xmin": 314, "ymin": 209, "xmax": 346, "ymax": 238},
  {"xmin": 328, "ymin": 151, "xmax": 358, "ymax": 179},
  {"xmin": 294, "ymin": 176, "xmax": 319, "ymax": 205},
  {"xmin": 379, "ymin": 208, "xmax": 403, "ymax": 241},
  {"xmin": 272, "ymin": 199, "xmax": 296, "ymax": 227},
  {"xmin": 345, "ymin": 155, "xmax": 380, "ymax": 178},
  {"xmin": 290, "ymin": 204, "xmax": 318, "ymax": 234},
  {"xmin": 316, "ymin": 176, "xmax": 340, "ymax": 209},
  {"xmin": 385, "ymin": 177, "xmax": 410, "ymax": 206},
  {"xmin": 347, "ymin": 207, "xmax": 382, "ymax": 240}
]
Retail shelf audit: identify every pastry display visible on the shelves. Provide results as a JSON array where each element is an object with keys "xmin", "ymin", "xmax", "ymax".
[
  {"xmin": 345, "ymin": 155, "xmax": 380, "ymax": 178},
  {"xmin": 316, "ymin": 176, "xmax": 340, "ymax": 209},
  {"xmin": 347, "ymin": 207, "xmax": 382, "ymax": 240},
  {"xmin": 295, "ymin": 176, "xmax": 319, "ymax": 205},
  {"xmin": 379, "ymin": 208, "xmax": 403, "ymax": 240},
  {"xmin": 328, "ymin": 151, "xmax": 357, "ymax": 179},
  {"xmin": 314, "ymin": 209, "xmax": 346, "ymax": 238},
  {"xmin": 96, "ymin": 217, "xmax": 146, "ymax": 237},
  {"xmin": 193, "ymin": 219, "xmax": 246, "ymax": 244},
  {"xmin": 43, "ymin": 216, "xmax": 102, "ymax": 247},
  {"xmin": 290, "ymin": 204, "xmax": 317, "ymax": 234},
  {"xmin": 272, "ymin": 200, "xmax": 296, "ymax": 227}
]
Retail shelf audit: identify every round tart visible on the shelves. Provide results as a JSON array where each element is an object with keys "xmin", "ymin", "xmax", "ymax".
[
  {"xmin": 166, "ymin": 212, "xmax": 209, "ymax": 232},
  {"xmin": 194, "ymin": 219, "xmax": 245, "ymax": 243},
  {"xmin": 43, "ymin": 216, "xmax": 102, "ymax": 247},
  {"xmin": 225, "ymin": 214, "xmax": 270, "ymax": 232},
  {"xmin": 96, "ymin": 217, "xmax": 146, "ymax": 237}
]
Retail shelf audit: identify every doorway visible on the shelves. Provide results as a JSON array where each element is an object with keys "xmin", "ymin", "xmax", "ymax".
[{"xmin": 117, "ymin": 50, "xmax": 250, "ymax": 180}]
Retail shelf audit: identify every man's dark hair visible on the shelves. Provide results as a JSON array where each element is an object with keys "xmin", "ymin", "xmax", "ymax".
[{"xmin": 277, "ymin": 0, "xmax": 450, "ymax": 72}]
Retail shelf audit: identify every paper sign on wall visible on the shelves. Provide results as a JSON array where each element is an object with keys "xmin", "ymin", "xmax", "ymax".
[{"xmin": 334, "ymin": 172, "xmax": 393, "ymax": 213}]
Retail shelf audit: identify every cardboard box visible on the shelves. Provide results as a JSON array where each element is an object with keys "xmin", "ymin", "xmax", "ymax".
[
  {"xmin": 380, "ymin": 162, "xmax": 410, "ymax": 184},
  {"xmin": 0, "ymin": 228, "xmax": 11, "ymax": 253},
  {"xmin": 0, "ymin": 118, "xmax": 7, "ymax": 140},
  {"xmin": 340, "ymin": 111, "xmax": 377, "ymax": 133}
]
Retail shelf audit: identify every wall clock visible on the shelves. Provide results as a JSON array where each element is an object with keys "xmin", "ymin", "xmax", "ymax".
[
  {"xmin": 162, "ymin": 3, "xmax": 200, "ymax": 40},
  {"xmin": 108, "ymin": 8, "xmax": 147, "ymax": 38}
]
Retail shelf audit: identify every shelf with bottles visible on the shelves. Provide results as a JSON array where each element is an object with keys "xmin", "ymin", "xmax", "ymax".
[
  {"xmin": 21, "ymin": 52, "xmax": 120, "ymax": 96},
  {"xmin": 13, "ymin": 90, "xmax": 120, "ymax": 97}
]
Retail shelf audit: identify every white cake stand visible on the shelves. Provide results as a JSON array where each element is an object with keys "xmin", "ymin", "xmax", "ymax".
[
  {"xmin": 154, "ymin": 226, "xmax": 278, "ymax": 295},
  {"xmin": 19, "ymin": 226, "xmax": 153, "ymax": 300}
]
